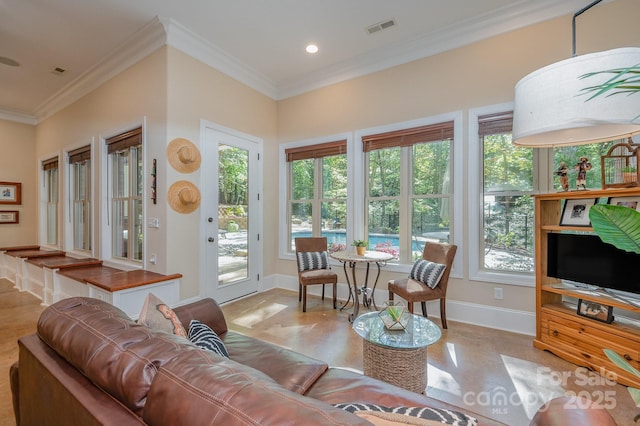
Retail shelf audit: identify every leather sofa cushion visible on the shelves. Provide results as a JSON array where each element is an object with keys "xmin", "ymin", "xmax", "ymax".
[
  {"xmin": 37, "ymin": 297, "xmax": 209, "ymax": 416},
  {"xmin": 306, "ymin": 367, "xmax": 480, "ymax": 414},
  {"xmin": 222, "ymin": 331, "xmax": 328, "ymax": 394},
  {"xmin": 143, "ymin": 353, "xmax": 370, "ymax": 426}
]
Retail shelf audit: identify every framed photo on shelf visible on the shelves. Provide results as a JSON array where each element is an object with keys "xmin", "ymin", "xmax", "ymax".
[
  {"xmin": 0, "ymin": 210, "xmax": 19, "ymax": 224},
  {"xmin": 577, "ymin": 299, "xmax": 614, "ymax": 323},
  {"xmin": 559, "ymin": 198, "xmax": 597, "ymax": 227},
  {"xmin": 0, "ymin": 182, "xmax": 21, "ymax": 205},
  {"xmin": 607, "ymin": 196, "xmax": 640, "ymax": 211}
]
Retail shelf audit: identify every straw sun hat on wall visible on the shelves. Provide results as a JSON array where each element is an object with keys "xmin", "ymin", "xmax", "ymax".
[
  {"xmin": 167, "ymin": 181, "xmax": 201, "ymax": 214},
  {"xmin": 167, "ymin": 138, "xmax": 201, "ymax": 173}
]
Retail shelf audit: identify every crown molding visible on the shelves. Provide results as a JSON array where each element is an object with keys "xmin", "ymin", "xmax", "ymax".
[
  {"xmin": 161, "ymin": 18, "xmax": 277, "ymax": 99},
  {"xmin": 276, "ymin": 0, "xmax": 593, "ymax": 99},
  {"xmin": 33, "ymin": 17, "xmax": 167, "ymax": 122},
  {"xmin": 15, "ymin": 0, "xmax": 600, "ymax": 120},
  {"xmin": 0, "ymin": 108, "xmax": 37, "ymax": 125}
]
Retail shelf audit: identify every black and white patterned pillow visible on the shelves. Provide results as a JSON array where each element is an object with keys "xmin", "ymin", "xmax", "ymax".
[
  {"xmin": 188, "ymin": 320, "xmax": 229, "ymax": 358},
  {"xmin": 296, "ymin": 251, "xmax": 330, "ymax": 272},
  {"xmin": 334, "ymin": 402, "xmax": 478, "ymax": 425},
  {"xmin": 409, "ymin": 259, "xmax": 447, "ymax": 289}
]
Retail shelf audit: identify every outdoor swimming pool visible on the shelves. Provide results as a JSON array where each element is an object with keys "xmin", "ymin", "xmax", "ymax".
[{"xmin": 291, "ymin": 230, "xmax": 424, "ymax": 252}]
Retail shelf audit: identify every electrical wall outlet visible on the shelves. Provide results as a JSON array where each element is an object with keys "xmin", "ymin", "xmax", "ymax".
[{"xmin": 494, "ymin": 287, "xmax": 504, "ymax": 300}]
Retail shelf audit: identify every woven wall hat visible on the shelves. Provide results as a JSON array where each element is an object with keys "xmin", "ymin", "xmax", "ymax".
[
  {"xmin": 167, "ymin": 138, "xmax": 201, "ymax": 173},
  {"xmin": 167, "ymin": 181, "xmax": 201, "ymax": 214}
]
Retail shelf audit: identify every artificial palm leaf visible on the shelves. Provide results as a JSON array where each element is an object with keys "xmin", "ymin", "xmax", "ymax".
[
  {"xmin": 603, "ymin": 349, "xmax": 640, "ymax": 409},
  {"xmin": 589, "ymin": 204, "xmax": 640, "ymax": 254},
  {"xmin": 604, "ymin": 349, "xmax": 640, "ymax": 377}
]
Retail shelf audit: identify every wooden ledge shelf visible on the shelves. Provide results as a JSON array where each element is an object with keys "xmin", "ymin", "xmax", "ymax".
[
  {"xmin": 5, "ymin": 249, "xmax": 65, "ymax": 259},
  {"xmin": 1, "ymin": 247, "xmax": 182, "ymax": 318},
  {"xmin": 85, "ymin": 269, "xmax": 182, "ymax": 292}
]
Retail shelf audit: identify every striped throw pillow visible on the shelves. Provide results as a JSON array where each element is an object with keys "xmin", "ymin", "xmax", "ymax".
[
  {"xmin": 409, "ymin": 259, "xmax": 446, "ymax": 289},
  {"xmin": 296, "ymin": 251, "xmax": 330, "ymax": 272},
  {"xmin": 334, "ymin": 402, "xmax": 478, "ymax": 425},
  {"xmin": 188, "ymin": 320, "xmax": 229, "ymax": 358}
]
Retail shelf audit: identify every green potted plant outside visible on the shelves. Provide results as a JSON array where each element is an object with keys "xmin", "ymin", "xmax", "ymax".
[{"xmin": 352, "ymin": 240, "xmax": 368, "ymax": 256}]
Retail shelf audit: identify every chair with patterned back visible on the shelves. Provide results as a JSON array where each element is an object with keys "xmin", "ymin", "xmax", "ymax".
[
  {"xmin": 294, "ymin": 237, "xmax": 338, "ymax": 312},
  {"xmin": 388, "ymin": 241, "xmax": 457, "ymax": 328}
]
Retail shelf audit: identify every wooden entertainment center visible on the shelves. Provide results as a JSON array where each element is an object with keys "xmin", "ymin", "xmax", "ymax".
[{"xmin": 534, "ymin": 188, "xmax": 640, "ymax": 388}]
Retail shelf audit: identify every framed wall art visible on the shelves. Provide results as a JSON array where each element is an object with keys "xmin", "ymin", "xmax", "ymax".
[
  {"xmin": 0, "ymin": 211, "xmax": 19, "ymax": 224},
  {"xmin": 559, "ymin": 198, "xmax": 597, "ymax": 227},
  {"xmin": 607, "ymin": 196, "xmax": 640, "ymax": 212},
  {"xmin": 0, "ymin": 182, "xmax": 21, "ymax": 205}
]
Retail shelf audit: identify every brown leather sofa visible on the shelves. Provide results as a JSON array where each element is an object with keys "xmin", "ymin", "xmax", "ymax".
[{"xmin": 10, "ymin": 297, "xmax": 616, "ymax": 425}]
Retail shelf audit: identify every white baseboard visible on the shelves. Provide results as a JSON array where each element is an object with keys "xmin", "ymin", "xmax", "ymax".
[{"xmin": 263, "ymin": 274, "xmax": 535, "ymax": 336}]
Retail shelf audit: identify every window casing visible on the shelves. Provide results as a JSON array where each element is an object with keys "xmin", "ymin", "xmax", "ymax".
[
  {"xmin": 364, "ymin": 121, "xmax": 453, "ymax": 264},
  {"xmin": 286, "ymin": 140, "xmax": 347, "ymax": 252},
  {"xmin": 69, "ymin": 146, "xmax": 92, "ymax": 252},
  {"xmin": 106, "ymin": 128, "xmax": 143, "ymax": 263},
  {"xmin": 42, "ymin": 158, "xmax": 59, "ymax": 246}
]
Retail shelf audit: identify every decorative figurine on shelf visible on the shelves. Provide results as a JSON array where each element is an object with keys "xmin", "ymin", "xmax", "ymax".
[
  {"xmin": 574, "ymin": 157, "xmax": 592, "ymax": 190},
  {"xmin": 555, "ymin": 162, "xmax": 569, "ymax": 191}
]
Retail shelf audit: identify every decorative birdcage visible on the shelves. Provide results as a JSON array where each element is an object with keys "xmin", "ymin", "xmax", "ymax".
[{"xmin": 600, "ymin": 138, "xmax": 639, "ymax": 189}]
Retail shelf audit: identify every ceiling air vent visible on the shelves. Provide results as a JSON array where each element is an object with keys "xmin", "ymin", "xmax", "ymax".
[
  {"xmin": 51, "ymin": 67, "xmax": 66, "ymax": 76},
  {"xmin": 366, "ymin": 18, "xmax": 396, "ymax": 35}
]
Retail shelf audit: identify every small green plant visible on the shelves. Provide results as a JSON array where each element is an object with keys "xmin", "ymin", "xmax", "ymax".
[
  {"xmin": 622, "ymin": 165, "xmax": 637, "ymax": 173},
  {"xmin": 352, "ymin": 240, "xmax": 368, "ymax": 247},
  {"xmin": 387, "ymin": 305, "xmax": 403, "ymax": 322}
]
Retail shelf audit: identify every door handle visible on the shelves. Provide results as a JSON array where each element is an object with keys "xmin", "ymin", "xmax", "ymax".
[{"xmin": 208, "ymin": 237, "xmax": 215, "ymax": 242}]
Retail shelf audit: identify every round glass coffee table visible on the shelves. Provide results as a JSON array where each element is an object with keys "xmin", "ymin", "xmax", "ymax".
[{"xmin": 352, "ymin": 311, "xmax": 442, "ymax": 394}]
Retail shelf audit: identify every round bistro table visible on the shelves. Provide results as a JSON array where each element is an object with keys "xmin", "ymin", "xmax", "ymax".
[
  {"xmin": 352, "ymin": 311, "xmax": 442, "ymax": 394},
  {"xmin": 329, "ymin": 250, "xmax": 394, "ymax": 322}
]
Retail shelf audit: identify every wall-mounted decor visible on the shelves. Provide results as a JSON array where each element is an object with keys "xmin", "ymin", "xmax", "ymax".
[
  {"xmin": 559, "ymin": 198, "xmax": 597, "ymax": 227},
  {"xmin": 151, "ymin": 159, "xmax": 157, "ymax": 204},
  {"xmin": 167, "ymin": 138, "xmax": 201, "ymax": 173},
  {"xmin": 0, "ymin": 182, "xmax": 21, "ymax": 205},
  {"xmin": 167, "ymin": 181, "xmax": 201, "ymax": 214},
  {"xmin": 0, "ymin": 210, "xmax": 19, "ymax": 224}
]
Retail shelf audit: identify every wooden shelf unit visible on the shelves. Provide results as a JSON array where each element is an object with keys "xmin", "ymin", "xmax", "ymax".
[{"xmin": 533, "ymin": 188, "xmax": 640, "ymax": 388}]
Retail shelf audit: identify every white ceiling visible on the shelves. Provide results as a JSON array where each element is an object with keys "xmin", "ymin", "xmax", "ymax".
[{"xmin": 0, "ymin": 0, "xmax": 594, "ymax": 123}]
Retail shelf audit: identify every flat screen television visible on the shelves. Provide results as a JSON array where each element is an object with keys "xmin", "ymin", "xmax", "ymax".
[{"xmin": 547, "ymin": 232, "xmax": 640, "ymax": 297}]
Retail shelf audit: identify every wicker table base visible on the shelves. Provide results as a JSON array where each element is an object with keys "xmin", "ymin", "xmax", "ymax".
[{"xmin": 362, "ymin": 339, "xmax": 428, "ymax": 394}]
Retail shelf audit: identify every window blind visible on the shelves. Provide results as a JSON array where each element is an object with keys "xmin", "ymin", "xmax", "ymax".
[
  {"xmin": 106, "ymin": 127, "xmax": 142, "ymax": 154},
  {"xmin": 478, "ymin": 112, "xmax": 513, "ymax": 136},
  {"xmin": 362, "ymin": 121, "xmax": 454, "ymax": 153},
  {"xmin": 285, "ymin": 139, "xmax": 347, "ymax": 162},
  {"xmin": 42, "ymin": 157, "xmax": 58, "ymax": 170},
  {"xmin": 68, "ymin": 145, "xmax": 91, "ymax": 164}
]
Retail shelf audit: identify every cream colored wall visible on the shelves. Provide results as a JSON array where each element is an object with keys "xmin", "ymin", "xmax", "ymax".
[
  {"xmin": 0, "ymin": 119, "xmax": 37, "ymax": 246},
  {"xmin": 275, "ymin": 0, "xmax": 640, "ymax": 313},
  {"xmin": 35, "ymin": 49, "xmax": 168, "ymax": 266},
  {"xmin": 165, "ymin": 48, "xmax": 277, "ymax": 300}
]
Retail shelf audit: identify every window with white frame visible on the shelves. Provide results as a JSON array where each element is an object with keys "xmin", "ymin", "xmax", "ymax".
[
  {"xmin": 479, "ymin": 111, "xmax": 535, "ymax": 273},
  {"xmin": 68, "ymin": 146, "xmax": 91, "ymax": 252},
  {"xmin": 42, "ymin": 157, "xmax": 59, "ymax": 246},
  {"xmin": 106, "ymin": 128, "xmax": 143, "ymax": 262},
  {"xmin": 285, "ymin": 139, "xmax": 347, "ymax": 252},
  {"xmin": 363, "ymin": 121, "xmax": 453, "ymax": 264}
]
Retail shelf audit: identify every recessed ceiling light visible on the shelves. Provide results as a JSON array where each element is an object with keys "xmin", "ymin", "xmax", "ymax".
[
  {"xmin": 0, "ymin": 56, "xmax": 20, "ymax": 67},
  {"xmin": 305, "ymin": 44, "xmax": 318, "ymax": 54}
]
